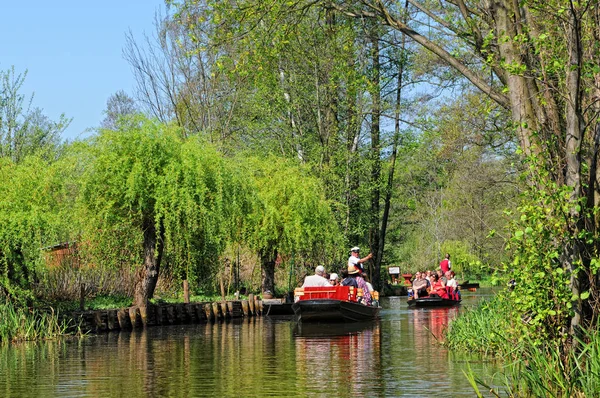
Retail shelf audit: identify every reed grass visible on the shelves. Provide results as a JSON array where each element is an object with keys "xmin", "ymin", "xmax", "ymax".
[
  {"xmin": 446, "ymin": 295, "xmax": 600, "ymax": 397},
  {"xmin": 0, "ymin": 301, "xmax": 71, "ymax": 344},
  {"xmin": 444, "ymin": 295, "xmax": 517, "ymax": 356}
]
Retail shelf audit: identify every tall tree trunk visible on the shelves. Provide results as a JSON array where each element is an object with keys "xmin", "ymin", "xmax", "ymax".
[
  {"xmin": 134, "ymin": 219, "xmax": 164, "ymax": 306},
  {"xmin": 368, "ymin": 28, "xmax": 382, "ymax": 290},
  {"xmin": 563, "ymin": 4, "xmax": 587, "ymax": 337},
  {"xmin": 260, "ymin": 248, "xmax": 277, "ymax": 294},
  {"xmin": 379, "ymin": 9, "xmax": 409, "ymax": 291}
]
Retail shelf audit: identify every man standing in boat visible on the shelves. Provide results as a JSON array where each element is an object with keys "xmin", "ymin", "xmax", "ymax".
[
  {"xmin": 347, "ymin": 246, "xmax": 373, "ymax": 274},
  {"xmin": 439, "ymin": 253, "xmax": 451, "ymax": 274},
  {"xmin": 302, "ymin": 265, "xmax": 332, "ymax": 287}
]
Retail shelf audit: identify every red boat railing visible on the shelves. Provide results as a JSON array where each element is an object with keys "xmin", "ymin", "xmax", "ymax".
[{"xmin": 294, "ymin": 286, "xmax": 358, "ymax": 302}]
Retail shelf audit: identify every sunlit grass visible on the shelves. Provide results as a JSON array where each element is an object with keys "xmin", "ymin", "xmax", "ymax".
[
  {"xmin": 446, "ymin": 295, "xmax": 600, "ymax": 396},
  {"xmin": 0, "ymin": 301, "xmax": 71, "ymax": 344}
]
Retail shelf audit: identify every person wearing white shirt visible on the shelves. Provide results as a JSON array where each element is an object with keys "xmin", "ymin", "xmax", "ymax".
[
  {"xmin": 302, "ymin": 265, "xmax": 332, "ymax": 287},
  {"xmin": 347, "ymin": 246, "xmax": 373, "ymax": 274}
]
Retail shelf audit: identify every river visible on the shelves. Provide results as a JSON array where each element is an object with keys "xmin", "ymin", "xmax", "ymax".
[{"xmin": 0, "ymin": 289, "xmax": 498, "ymax": 397}]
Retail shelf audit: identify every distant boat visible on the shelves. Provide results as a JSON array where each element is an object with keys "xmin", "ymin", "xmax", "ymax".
[
  {"xmin": 292, "ymin": 286, "xmax": 381, "ymax": 322},
  {"xmin": 458, "ymin": 280, "xmax": 480, "ymax": 290},
  {"xmin": 407, "ymin": 296, "xmax": 461, "ymax": 307}
]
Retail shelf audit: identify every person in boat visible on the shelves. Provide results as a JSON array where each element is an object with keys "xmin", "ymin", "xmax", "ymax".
[
  {"xmin": 440, "ymin": 253, "xmax": 451, "ymax": 274},
  {"xmin": 425, "ymin": 270, "xmax": 433, "ymax": 285},
  {"xmin": 302, "ymin": 265, "xmax": 332, "ymax": 287},
  {"xmin": 429, "ymin": 273, "xmax": 448, "ymax": 299},
  {"xmin": 342, "ymin": 265, "xmax": 372, "ymax": 305},
  {"xmin": 437, "ymin": 269, "xmax": 447, "ymax": 284},
  {"xmin": 348, "ymin": 246, "xmax": 373, "ymax": 274},
  {"xmin": 329, "ymin": 273, "xmax": 339, "ymax": 286},
  {"xmin": 412, "ymin": 272, "xmax": 429, "ymax": 299},
  {"xmin": 445, "ymin": 270, "xmax": 459, "ymax": 300},
  {"xmin": 362, "ymin": 274, "xmax": 375, "ymax": 294}
]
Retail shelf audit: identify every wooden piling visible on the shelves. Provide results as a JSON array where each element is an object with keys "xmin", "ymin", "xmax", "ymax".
[
  {"xmin": 248, "ymin": 294, "xmax": 255, "ymax": 315},
  {"xmin": 204, "ymin": 303, "xmax": 214, "ymax": 322},
  {"xmin": 212, "ymin": 302, "xmax": 221, "ymax": 319},
  {"xmin": 195, "ymin": 303, "xmax": 208, "ymax": 322},
  {"xmin": 129, "ymin": 306, "xmax": 142, "ymax": 328},
  {"xmin": 220, "ymin": 302, "xmax": 229, "ymax": 319},
  {"xmin": 183, "ymin": 280, "xmax": 190, "ymax": 304},
  {"xmin": 117, "ymin": 308, "xmax": 132, "ymax": 329},
  {"xmin": 241, "ymin": 300, "xmax": 249, "ymax": 317},
  {"xmin": 140, "ymin": 305, "xmax": 157, "ymax": 327},
  {"xmin": 107, "ymin": 310, "xmax": 119, "ymax": 331},
  {"xmin": 230, "ymin": 301, "xmax": 243, "ymax": 318}
]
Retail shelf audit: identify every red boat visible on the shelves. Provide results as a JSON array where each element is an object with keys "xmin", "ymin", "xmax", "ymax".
[{"xmin": 292, "ymin": 286, "xmax": 381, "ymax": 322}]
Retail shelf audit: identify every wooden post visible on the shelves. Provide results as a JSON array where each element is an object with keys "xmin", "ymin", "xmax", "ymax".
[
  {"xmin": 129, "ymin": 306, "xmax": 142, "ymax": 328},
  {"xmin": 204, "ymin": 303, "xmax": 214, "ymax": 322},
  {"xmin": 79, "ymin": 283, "xmax": 85, "ymax": 310},
  {"xmin": 140, "ymin": 305, "xmax": 157, "ymax": 326},
  {"xmin": 117, "ymin": 308, "xmax": 132, "ymax": 329},
  {"xmin": 107, "ymin": 310, "xmax": 120, "ymax": 330},
  {"xmin": 248, "ymin": 294, "xmax": 255, "ymax": 315},
  {"xmin": 195, "ymin": 303, "xmax": 208, "ymax": 322},
  {"xmin": 220, "ymin": 302, "xmax": 228, "ymax": 319},
  {"xmin": 183, "ymin": 280, "xmax": 190, "ymax": 304},
  {"xmin": 241, "ymin": 300, "xmax": 249, "ymax": 317},
  {"xmin": 212, "ymin": 302, "xmax": 221, "ymax": 319},
  {"xmin": 94, "ymin": 311, "xmax": 108, "ymax": 332}
]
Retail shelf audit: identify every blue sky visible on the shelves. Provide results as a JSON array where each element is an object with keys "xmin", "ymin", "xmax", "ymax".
[{"xmin": 1, "ymin": 1, "xmax": 165, "ymax": 141}]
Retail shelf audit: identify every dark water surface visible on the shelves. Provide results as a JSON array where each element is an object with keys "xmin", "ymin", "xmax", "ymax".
[{"xmin": 0, "ymin": 289, "xmax": 498, "ymax": 397}]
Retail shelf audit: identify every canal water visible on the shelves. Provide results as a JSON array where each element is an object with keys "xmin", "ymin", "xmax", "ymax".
[{"xmin": 0, "ymin": 289, "xmax": 498, "ymax": 397}]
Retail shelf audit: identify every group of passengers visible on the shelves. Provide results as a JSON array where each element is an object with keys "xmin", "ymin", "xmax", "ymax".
[
  {"xmin": 301, "ymin": 246, "xmax": 376, "ymax": 306},
  {"xmin": 410, "ymin": 269, "xmax": 460, "ymax": 300}
]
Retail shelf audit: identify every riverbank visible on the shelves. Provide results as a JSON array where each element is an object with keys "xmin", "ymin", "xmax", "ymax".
[
  {"xmin": 69, "ymin": 297, "xmax": 265, "ymax": 334},
  {"xmin": 445, "ymin": 294, "xmax": 600, "ymax": 396}
]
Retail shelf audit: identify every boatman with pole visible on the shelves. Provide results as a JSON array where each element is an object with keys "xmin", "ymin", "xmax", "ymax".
[{"xmin": 348, "ymin": 246, "xmax": 373, "ymax": 274}]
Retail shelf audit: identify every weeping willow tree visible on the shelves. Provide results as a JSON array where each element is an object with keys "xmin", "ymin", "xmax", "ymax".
[
  {"xmin": 244, "ymin": 156, "xmax": 344, "ymax": 294},
  {"xmin": 79, "ymin": 116, "xmax": 251, "ymax": 306}
]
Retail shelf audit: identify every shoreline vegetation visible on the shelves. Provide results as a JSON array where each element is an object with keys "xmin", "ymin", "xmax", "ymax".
[
  {"xmin": 445, "ymin": 293, "xmax": 600, "ymax": 397},
  {"xmin": 0, "ymin": 301, "xmax": 71, "ymax": 344}
]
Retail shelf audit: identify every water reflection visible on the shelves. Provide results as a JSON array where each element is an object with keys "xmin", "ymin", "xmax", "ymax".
[
  {"xmin": 294, "ymin": 321, "xmax": 382, "ymax": 396},
  {"xmin": 0, "ymin": 290, "xmax": 499, "ymax": 397}
]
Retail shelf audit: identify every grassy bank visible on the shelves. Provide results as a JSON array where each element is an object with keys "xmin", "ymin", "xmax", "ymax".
[
  {"xmin": 445, "ymin": 295, "xmax": 600, "ymax": 396},
  {"xmin": 0, "ymin": 301, "xmax": 71, "ymax": 344}
]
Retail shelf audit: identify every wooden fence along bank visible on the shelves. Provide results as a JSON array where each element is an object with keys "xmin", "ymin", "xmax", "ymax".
[{"xmin": 70, "ymin": 294, "xmax": 265, "ymax": 334}]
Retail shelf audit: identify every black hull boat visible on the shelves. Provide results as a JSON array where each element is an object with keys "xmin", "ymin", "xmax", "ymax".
[
  {"xmin": 407, "ymin": 296, "xmax": 461, "ymax": 307},
  {"xmin": 263, "ymin": 302, "xmax": 294, "ymax": 316},
  {"xmin": 292, "ymin": 299, "xmax": 381, "ymax": 322}
]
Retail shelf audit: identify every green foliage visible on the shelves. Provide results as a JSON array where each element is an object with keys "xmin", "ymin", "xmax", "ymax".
[
  {"xmin": 502, "ymin": 165, "xmax": 578, "ymax": 342},
  {"xmin": 244, "ymin": 155, "xmax": 343, "ymax": 263},
  {"xmin": 78, "ymin": 116, "xmax": 253, "ymax": 291},
  {"xmin": 441, "ymin": 241, "xmax": 487, "ymax": 279},
  {"xmin": 445, "ymin": 295, "xmax": 516, "ymax": 355},
  {"xmin": 158, "ymin": 136, "xmax": 254, "ymax": 287},
  {"xmin": 459, "ymin": 326, "xmax": 600, "ymax": 397},
  {"xmin": 0, "ymin": 155, "xmax": 77, "ymax": 299}
]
